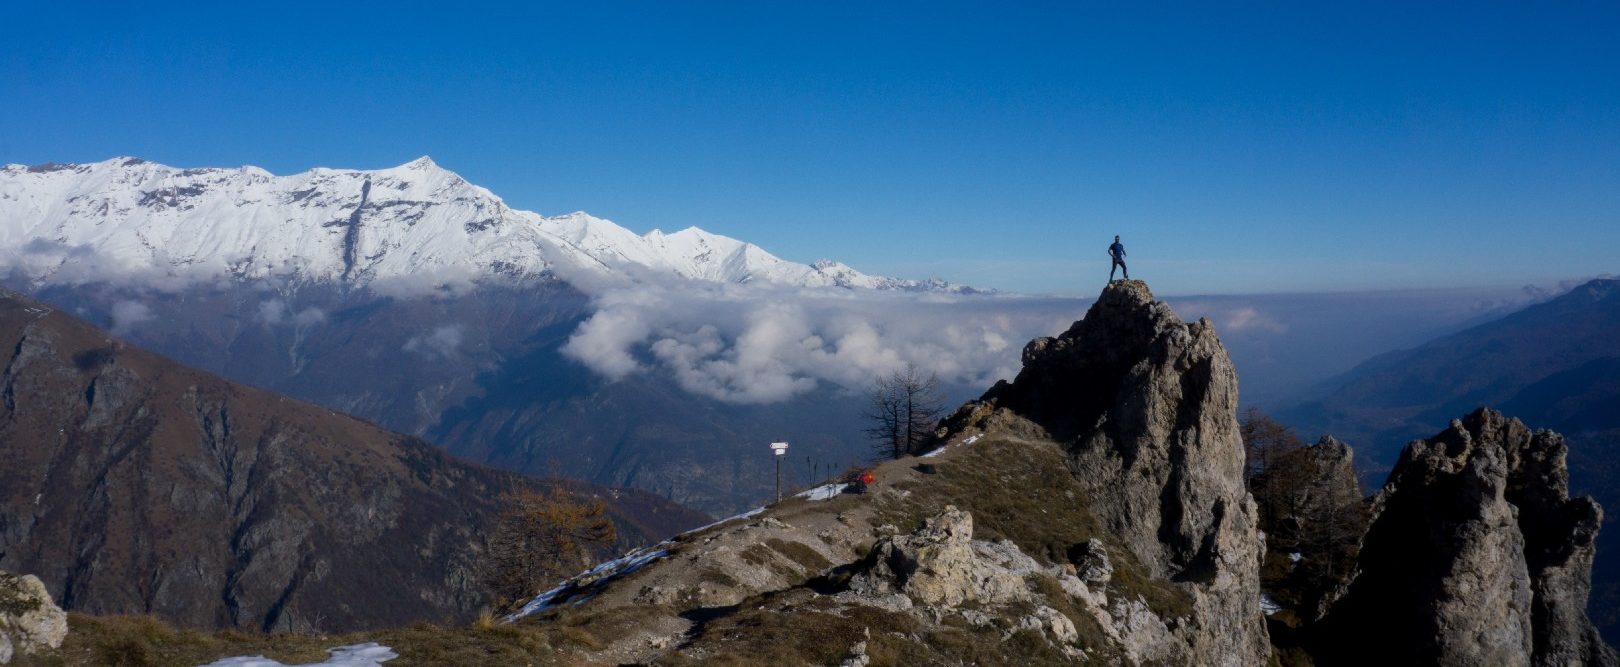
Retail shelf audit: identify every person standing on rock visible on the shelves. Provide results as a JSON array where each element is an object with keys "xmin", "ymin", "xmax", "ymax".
[{"xmin": 1108, "ymin": 235, "xmax": 1129, "ymax": 282}]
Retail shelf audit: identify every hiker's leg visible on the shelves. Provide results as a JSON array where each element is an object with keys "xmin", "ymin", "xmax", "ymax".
[
  {"xmin": 1109, "ymin": 262, "xmax": 1118, "ymax": 281},
  {"xmin": 1121, "ymin": 260, "xmax": 1128, "ymax": 280}
]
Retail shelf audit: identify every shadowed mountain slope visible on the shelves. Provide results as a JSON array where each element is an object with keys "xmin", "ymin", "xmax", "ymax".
[{"xmin": 0, "ymin": 288, "xmax": 705, "ymax": 634}]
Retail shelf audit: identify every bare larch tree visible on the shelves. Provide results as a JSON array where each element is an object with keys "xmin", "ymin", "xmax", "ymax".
[{"xmin": 865, "ymin": 362, "xmax": 945, "ymax": 460}]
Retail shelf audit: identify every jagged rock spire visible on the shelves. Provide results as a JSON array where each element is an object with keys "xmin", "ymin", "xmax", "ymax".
[
  {"xmin": 939, "ymin": 279, "xmax": 1270, "ymax": 666},
  {"xmin": 1318, "ymin": 408, "xmax": 1616, "ymax": 667}
]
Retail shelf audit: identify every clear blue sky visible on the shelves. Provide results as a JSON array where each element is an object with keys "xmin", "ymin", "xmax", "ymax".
[{"xmin": 4, "ymin": 2, "xmax": 1617, "ymax": 294}]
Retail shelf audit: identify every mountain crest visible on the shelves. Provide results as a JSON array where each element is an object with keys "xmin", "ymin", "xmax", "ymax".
[{"xmin": 0, "ymin": 157, "xmax": 974, "ymax": 294}]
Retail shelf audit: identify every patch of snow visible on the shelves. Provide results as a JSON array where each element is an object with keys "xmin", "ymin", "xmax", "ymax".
[
  {"xmin": 681, "ymin": 506, "xmax": 766, "ymax": 537},
  {"xmin": 920, "ymin": 430, "xmax": 978, "ymax": 456},
  {"xmin": 796, "ymin": 482, "xmax": 849, "ymax": 501},
  {"xmin": 506, "ymin": 547, "xmax": 671, "ymax": 621},
  {"xmin": 198, "ymin": 643, "xmax": 396, "ymax": 667},
  {"xmin": 1259, "ymin": 593, "xmax": 1283, "ymax": 616},
  {"xmin": 1289, "ymin": 552, "xmax": 1303, "ymax": 563}
]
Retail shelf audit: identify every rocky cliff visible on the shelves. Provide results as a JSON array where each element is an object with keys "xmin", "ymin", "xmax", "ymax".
[
  {"xmin": 0, "ymin": 288, "xmax": 705, "ymax": 633},
  {"xmin": 947, "ymin": 279, "xmax": 1269, "ymax": 665},
  {"xmin": 1317, "ymin": 408, "xmax": 1615, "ymax": 666}
]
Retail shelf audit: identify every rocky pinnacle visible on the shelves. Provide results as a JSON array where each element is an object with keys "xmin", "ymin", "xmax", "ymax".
[
  {"xmin": 942, "ymin": 279, "xmax": 1270, "ymax": 666},
  {"xmin": 1318, "ymin": 408, "xmax": 1616, "ymax": 667}
]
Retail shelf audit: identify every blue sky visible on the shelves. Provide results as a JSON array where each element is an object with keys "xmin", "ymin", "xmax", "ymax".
[{"xmin": 3, "ymin": 2, "xmax": 1617, "ymax": 294}]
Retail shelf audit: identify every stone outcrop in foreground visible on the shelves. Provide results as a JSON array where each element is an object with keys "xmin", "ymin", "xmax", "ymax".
[
  {"xmin": 0, "ymin": 571, "xmax": 67, "ymax": 665},
  {"xmin": 1319, "ymin": 408, "xmax": 1616, "ymax": 667}
]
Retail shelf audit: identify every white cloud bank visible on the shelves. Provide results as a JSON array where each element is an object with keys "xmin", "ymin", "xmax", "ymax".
[{"xmin": 562, "ymin": 282, "xmax": 1076, "ymax": 404}]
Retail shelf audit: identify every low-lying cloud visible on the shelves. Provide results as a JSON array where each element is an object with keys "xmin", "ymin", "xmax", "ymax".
[
  {"xmin": 109, "ymin": 299, "xmax": 152, "ymax": 335},
  {"xmin": 562, "ymin": 282, "xmax": 1077, "ymax": 404},
  {"xmin": 405, "ymin": 324, "xmax": 465, "ymax": 359},
  {"xmin": 257, "ymin": 299, "xmax": 326, "ymax": 328}
]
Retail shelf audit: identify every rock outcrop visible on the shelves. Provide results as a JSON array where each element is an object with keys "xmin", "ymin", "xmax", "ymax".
[
  {"xmin": 940, "ymin": 279, "xmax": 1269, "ymax": 665},
  {"xmin": 1318, "ymin": 408, "xmax": 1616, "ymax": 666},
  {"xmin": 849, "ymin": 506, "xmax": 1028, "ymax": 607},
  {"xmin": 0, "ymin": 570, "xmax": 67, "ymax": 664}
]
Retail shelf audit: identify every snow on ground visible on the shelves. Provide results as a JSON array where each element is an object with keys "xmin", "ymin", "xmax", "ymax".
[
  {"xmin": 680, "ymin": 506, "xmax": 766, "ymax": 537},
  {"xmin": 506, "ymin": 547, "xmax": 672, "ymax": 621},
  {"xmin": 1259, "ymin": 593, "xmax": 1283, "ymax": 616},
  {"xmin": 506, "ymin": 503, "xmax": 784, "ymax": 623},
  {"xmin": 796, "ymin": 482, "xmax": 849, "ymax": 501},
  {"xmin": 923, "ymin": 432, "xmax": 984, "ymax": 457},
  {"xmin": 198, "ymin": 643, "xmax": 396, "ymax": 667}
]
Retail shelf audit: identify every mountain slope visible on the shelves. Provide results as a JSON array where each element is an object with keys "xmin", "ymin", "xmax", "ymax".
[
  {"xmin": 0, "ymin": 157, "xmax": 972, "ymax": 293},
  {"xmin": 1281, "ymin": 277, "xmax": 1620, "ymax": 465},
  {"xmin": 0, "ymin": 287, "xmax": 705, "ymax": 633}
]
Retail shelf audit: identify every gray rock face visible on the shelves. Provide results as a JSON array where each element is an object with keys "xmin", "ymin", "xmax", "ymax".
[
  {"xmin": 943, "ymin": 279, "xmax": 1269, "ymax": 666},
  {"xmin": 0, "ymin": 570, "xmax": 68, "ymax": 664},
  {"xmin": 1320, "ymin": 408, "xmax": 1616, "ymax": 667}
]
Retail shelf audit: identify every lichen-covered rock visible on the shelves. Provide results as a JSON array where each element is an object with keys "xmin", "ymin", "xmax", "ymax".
[
  {"xmin": 1319, "ymin": 408, "xmax": 1617, "ymax": 667},
  {"xmin": 1069, "ymin": 539, "xmax": 1113, "ymax": 584},
  {"xmin": 0, "ymin": 570, "xmax": 68, "ymax": 664},
  {"xmin": 849, "ymin": 506, "xmax": 1027, "ymax": 607}
]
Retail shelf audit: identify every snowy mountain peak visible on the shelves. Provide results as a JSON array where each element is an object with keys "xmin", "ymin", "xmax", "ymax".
[{"xmin": 0, "ymin": 157, "xmax": 978, "ymax": 294}]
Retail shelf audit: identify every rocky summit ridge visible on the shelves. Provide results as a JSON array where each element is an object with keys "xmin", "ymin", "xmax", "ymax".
[
  {"xmin": 485, "ymin": 279, "xmax": 1612, "ymax": 666},
  {"xmin": 482, "ymin": 280, "xmax": 1269, "ymax": 665}
]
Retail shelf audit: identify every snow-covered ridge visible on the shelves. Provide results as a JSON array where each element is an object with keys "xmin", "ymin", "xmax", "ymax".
[{"xmin": 0, "ymin": 156, "xmax": 976, "ymax": 293}]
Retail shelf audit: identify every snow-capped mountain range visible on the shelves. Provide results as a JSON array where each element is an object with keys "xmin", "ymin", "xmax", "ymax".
[{"xmin": 0, "ymin": 156, "xmax": 973, "ymax": 293}]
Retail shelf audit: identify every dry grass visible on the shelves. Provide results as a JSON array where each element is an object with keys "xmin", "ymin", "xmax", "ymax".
[
  {"xmin": 47, "ymin": 614, "xmax": 333, "ymax": 667},
  {"xmin": 874, "ymin": 437, "xmax": 1192, "ymax": 621},
  {"xmin": 38, "ymin": 611, "xmax": 598, "ymax": 667}
]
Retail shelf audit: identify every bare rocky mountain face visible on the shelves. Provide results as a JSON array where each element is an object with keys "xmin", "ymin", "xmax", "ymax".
[
  {"xmin": 1314, "ymin": 409, "xmax": 1615, "ymax": 666},
  {"xmin": 0, "ymin": 288, "xmax": 705, "ymax": 633}
]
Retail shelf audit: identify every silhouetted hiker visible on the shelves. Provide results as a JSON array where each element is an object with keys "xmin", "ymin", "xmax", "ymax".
[{"xmin": 1108, "ymin": 235, "xmax": 1129, "ymax": 282}]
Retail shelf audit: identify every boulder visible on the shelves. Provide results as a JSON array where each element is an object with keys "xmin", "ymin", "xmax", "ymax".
[
  {"xmin": 849, "ymin": 506, "xmax": 1027, "ymax": 607},
  {"xmin": 0, "ymin": 571, "xmax": 68, "ymax": 664}
]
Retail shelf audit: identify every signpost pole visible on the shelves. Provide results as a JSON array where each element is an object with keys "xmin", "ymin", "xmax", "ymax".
[{"xmin": 770, "ymin": 442, "xmax": 789, "ymax": 503}]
